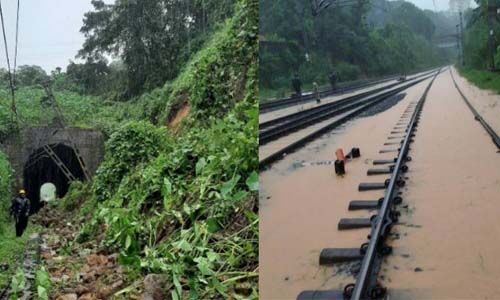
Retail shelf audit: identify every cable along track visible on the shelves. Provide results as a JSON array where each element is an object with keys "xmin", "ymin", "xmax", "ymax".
[
  {"xmin": 297, "ymin": 70, "xmax": 441, "ymax": 300},
  {"xmin": 449, "ymin": 69, "xmax": 500, "ymax": 150},
  {"xmin": 259, "ymin": 70, "xmax": 440, "ymax": 170}
]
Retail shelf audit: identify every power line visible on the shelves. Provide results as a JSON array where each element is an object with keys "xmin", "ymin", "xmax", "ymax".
[
  {"xmin": 13, "ymin": 0, "xmax": 20, "ymax": 85},
  {"xmin": 0, "ymin": 0, "xmax": 19, "ymax": 129}
]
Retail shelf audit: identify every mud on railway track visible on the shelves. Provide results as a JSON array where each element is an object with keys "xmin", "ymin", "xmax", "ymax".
[
  {"xmin": 260, "ymin": 66, "xmax": 500, "ymax": 299},
  {"xmin": 259, "ymin": 69, "xmax": 441, "ymax": 170},
  {"xmin": 295, "ymin": 70, "xmax": 440, "ymax": 300}
]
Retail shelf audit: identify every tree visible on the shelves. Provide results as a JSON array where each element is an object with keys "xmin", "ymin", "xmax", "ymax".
[
  {"xmin": 78, "ymin": 0, "xmax": 236, "ymax": 98},
  {"xmin": 66, "ymin": 59, "xmax": 110, "ymax": 95},
  {"xmin": 259, "ymin": 0, "xmax": 453, "ymax": 93},
  {"xmin": 16, "ymin": 65, "xmax": 49, "ymax": 87}
]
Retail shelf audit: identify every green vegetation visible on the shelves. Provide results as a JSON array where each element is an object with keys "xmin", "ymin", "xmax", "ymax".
[
  {"xmin": 457, "ymin": 67, "xmax": 500, "ymax": 93},
  {"xmin": 260, "ymin": 0, "xmax": 455, "ymax": 99},
  {"xmin": 2, "ymin": 0, "xmax": 257, "ymax": 297},
  {"xmin": 81, "ymin": 2, "xmax": 258, "ymax": 297},
  {"xmin": 0, "ymin": 152, "xmax": 41, "ymax": 289},
  {"xmin": 461, "ymin": 0, "xmax": 500, "ymax": 69},
  {"xmin": 458, "ymin": 1, "xmax": 500, "ymax": 90},
  {"xmin": 35, "ymin": 266, "xmax": 51, "ymax": 300}
]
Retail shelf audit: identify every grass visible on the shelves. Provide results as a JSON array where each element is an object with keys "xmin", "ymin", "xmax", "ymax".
[
  {"xmin": 457, "ymin": 67, "xmax": 500, "ymax": 94},
  {"xmin": 0, "ymin": 150, "xmax": 44, "ymax": 288},
  {"xmin": 0, "ymin": 219, "xmax": 42, "ymax": 287},
  {"xmin": 0, "ymin": 87, "xmax": 146, "ymax": 138}
]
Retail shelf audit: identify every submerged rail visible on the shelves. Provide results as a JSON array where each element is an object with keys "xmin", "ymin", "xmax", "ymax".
[
  {"xmin": 260, "ymin": 69, "xmax": 439, "ymax": 113},
  {"xmin": 297, "ymin": 69, "xmax": 441, "ymax": 300},
  {"xmin": 347, "ymin": 71, "xmax": 439, "ymax": 300},
  {"xmin": 259, "ymin": 70, "xmax": 440, "ymax": 170},
  {"xmin": 259, "ymin": 73, "xmax": 436, "ymax": 146},
  {"xmin": 260, "ymin": 75, "xmax": 399, "ymax": 113}
]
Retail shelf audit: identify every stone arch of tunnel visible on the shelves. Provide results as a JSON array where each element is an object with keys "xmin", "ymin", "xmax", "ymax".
[{"xmin": 23, "ymin": 143, "xmax": 86, "ymax": 212}]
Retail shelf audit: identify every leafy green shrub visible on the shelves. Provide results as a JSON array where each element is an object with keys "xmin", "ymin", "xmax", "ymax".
[
  {"xmin": 10, "ymin": 268, "xmax": 26, "ymax": 299},
  {"xmin": 60, "ymin": 181, "xmax": 91, "ymax": 211},
  {"xmin": 92, "ymin": 121, "xmax": 171, "ymax": 202},
  {"xmin": 336, "ymin": 62, "xmax": 362, "ymax": 81},
  {"xmin": 0, "ymin": 151, "xmax": 12, "ymax": 216},
  {"xmin": 35, "ymin": 266, "xmax": 51, "ymax": 300},
  {"xmin": 157, "ymin": 0, "xmax": 258, "ymax": 125},
  {"xmin": 91, "ymin": 100, "xmax": 258, "ymax": 298}
]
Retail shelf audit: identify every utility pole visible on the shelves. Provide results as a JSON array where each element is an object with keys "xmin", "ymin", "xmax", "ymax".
[
  {"xmin": 456, "ymin": 24, "xmax": 462, "ymax": 65},
  {"xmin": 459, "ymin": 12, "xmax": 465, "ymax": 66},
  {"xmin": 486, "ymin": 0, "xmax": 500, "ymax": 70}
]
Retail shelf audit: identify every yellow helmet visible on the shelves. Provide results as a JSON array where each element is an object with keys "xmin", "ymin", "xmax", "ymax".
[{"xmin": 19, "ymin": 189, "xmax": 26, "ymax": 195}]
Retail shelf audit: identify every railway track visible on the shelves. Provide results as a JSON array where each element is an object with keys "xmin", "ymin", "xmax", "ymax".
[
  {"xmin": 0, "ymin": 234, "xmax": 42, "ymax": 300},
  {"xmin": 259, "ymin": 69, "xmax": 441, "ymax": 169},
  {"xmin": 450, "ymin": 70, "xmax": 500, "ymax": 150},
  {"xmin": 260, "ymin": 69, "xmax": 439, "ymax": 113},
  {"xmin": 296, "ymin": 69, "xmax": 440, "ymax": 300},
  {"xmin": 260, "ymin": 75, "xmax": 400, "ymax": 113}
]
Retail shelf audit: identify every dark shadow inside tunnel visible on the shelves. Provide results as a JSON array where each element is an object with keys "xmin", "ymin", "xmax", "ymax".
[{"xmin": 23, "ymin": 143, "xmax": 85, "ymax": 212}]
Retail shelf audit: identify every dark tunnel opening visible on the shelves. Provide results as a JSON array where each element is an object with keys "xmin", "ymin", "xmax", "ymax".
[{"xmin": 23, "ymin": 143, "xmax": 85, "ymax": 213}]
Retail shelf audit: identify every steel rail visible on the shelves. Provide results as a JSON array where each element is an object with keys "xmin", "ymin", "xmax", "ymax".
[
  {"xmin": 260, "ymin": 69, "xmax": 438, "ymax": 131},
  {"xmin": 259, "ymin": 71, "xmax": 440, "ymax": 170},
  {"xmin": 261, "ymin": 79, "xmax": 403, "ymax": 131},
  {"xmin": 449, "ymin": 69, "xmax": 500, "ymax": 149},
  {"xmin": 259, "ymin": 74, "xmax": 436, "ymax": 145},
  {"xmin": 260, "ymin": 75, "xmax": 399, "ymax": 113},
  {"xmin": 260, "ymin": 69, "xmax": 439, "ymax": 113},
  {"xmin": 348, "ymin": 70, "xmax": 440, "ymax": 300}
]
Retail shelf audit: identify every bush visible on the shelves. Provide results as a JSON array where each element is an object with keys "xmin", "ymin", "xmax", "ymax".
[
  {"xmin": 93, "ymin": 121, "xmax": 171, "ymax": 202},
  {"xmin": 336, "ymin": 62, "xmax": 362, "ymax": 81}
]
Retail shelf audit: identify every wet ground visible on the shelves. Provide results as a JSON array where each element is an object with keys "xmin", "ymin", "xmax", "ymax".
[
  {"xmin": 259, "ymin": 68, "xmax": 500, "ymax": 299},
  {"xmin": 385, "ymin": 69, "xmax": 500, "ymax": 299},
  {"xmin": 260, "ymin": 76, "xmax": 433, "ymax": 300},
  {"xmin": 259, "ymin": 75, "xmax": 434, "ymax": 163}
]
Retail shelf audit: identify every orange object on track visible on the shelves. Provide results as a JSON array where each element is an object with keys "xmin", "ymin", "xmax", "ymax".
[{"xmin": 335, "ymin": 148, "xmax": 345, "ymax": 161}]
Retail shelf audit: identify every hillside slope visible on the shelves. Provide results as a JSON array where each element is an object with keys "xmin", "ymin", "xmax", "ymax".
[{"xmin": 0, "ymin": 0, "xmax": 258, "ymax": 298}]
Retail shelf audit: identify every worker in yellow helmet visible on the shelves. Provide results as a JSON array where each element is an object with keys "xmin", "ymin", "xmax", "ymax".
[{"xmin": 10, "ymin": 189, "xmax": 31, "ymax": 237}]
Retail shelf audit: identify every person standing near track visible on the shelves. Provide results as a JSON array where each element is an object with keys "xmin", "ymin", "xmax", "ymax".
[
  {"xmin": 329, "ymin": 71, "xmax": 338, "ymax": 89},
  {"xmin": 313, "ymin": 82, "xmax": 321, "ymax": 104},
  {"xmin": 292, "ymin": 73, "xmax": 302, "ymax": 96},
  {"xmin": 10, "ymin": 189, "xmax": 31, "ymax": 237}
]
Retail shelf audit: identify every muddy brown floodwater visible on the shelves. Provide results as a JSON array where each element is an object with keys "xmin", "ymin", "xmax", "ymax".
[
  {"xmin": 260, "ymin": 75, "xmax": 434, "ymax": 300},
  {"xmin": 384, "ymin": 69, "xmax": 500, "ymax": 299}
]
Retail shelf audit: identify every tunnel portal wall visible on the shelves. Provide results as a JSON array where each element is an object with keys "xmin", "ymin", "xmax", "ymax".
[{"xmin": 1, "ymin": 127, "xmax": 105, "ymax": 187}]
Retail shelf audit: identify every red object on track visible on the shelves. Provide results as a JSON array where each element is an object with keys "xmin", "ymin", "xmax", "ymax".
[{"xmin": 336, "ymin": 148, "xmax": 345, "ymax": 162}]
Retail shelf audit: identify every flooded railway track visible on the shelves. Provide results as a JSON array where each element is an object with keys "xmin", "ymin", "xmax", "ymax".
[
  {"xmin": 260, "ymin": 69, "xmax": 438, "ymax": 114},
  {"xmin": 296, "ymin": 71, "xmax": 440, "ymax": 300},
  {"xmin": 259, "ymin": 70, "xmax": 441, "ymax": 170},
  {"xmin": 260, "ymin": 75, "xmax": 400, "ymax": 113}
]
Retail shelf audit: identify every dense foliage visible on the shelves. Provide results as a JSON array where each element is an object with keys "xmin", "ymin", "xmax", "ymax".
[
  {"xmin": 0, "ymin": 0, "xmax": 257, "ymax": 298},
  {"xmin": 78, "ymin": 0, "xmax": 237, "ymax": 97},
  {"xmin": 260, "ymin": 0, "xmax": 455, "ymax": 97},
  {"xmin": 461, "ymin": 0, "xmax": 500, "ymax": 69},
  {"xmin": 69, "ymin": 0, "xmax": 257, "ymax": 298}
]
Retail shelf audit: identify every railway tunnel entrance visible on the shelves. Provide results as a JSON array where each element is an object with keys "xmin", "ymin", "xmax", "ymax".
[
  {"xmin": 1, "ymin": 127, "xmax": 105, "ymax": 212},
  {"xmin": 23, "ymin": 143, "xmax": 86, "ymax": 211}
]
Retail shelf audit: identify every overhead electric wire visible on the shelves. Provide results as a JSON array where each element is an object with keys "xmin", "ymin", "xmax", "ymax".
[
  {"xmin": 0, "ymin": 0, "xmax": 20, "ymax": 130},
  {"xmin": 13, "ymin": 0, "xmax": 20, "ymax": 85}
]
